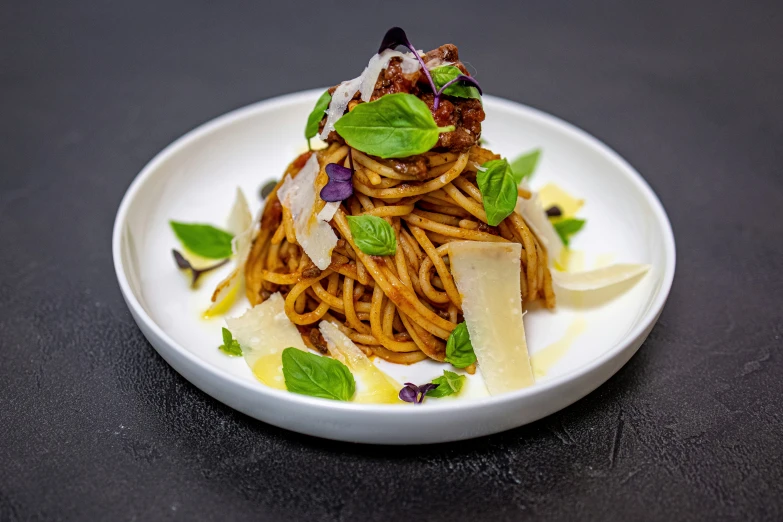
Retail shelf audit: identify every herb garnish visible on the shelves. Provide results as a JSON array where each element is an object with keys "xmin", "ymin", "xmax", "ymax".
[
  {"xmin": 172, "ymin": 249, "xmax": 229, "ymax": 287},
  {"xmin": 444, "ymin": 322, "xmax": 477, "ymax": 368},
  {"xmin": 431, "ymin": 65, "xmax": 483, "ymax": 101},
  {"xmin": 346, "ymin": 215, "xmax": 397, "ymax": 256},
  {"xmin": 334, "ymin": 93, "xmax": 455, "ymax": 158},
  {"xmin": 378, "ymin": 27, "xmax": 439, "ymax": 102},
  {"xmin": 510, "ymin": 149, "xmax": 541, "ymax": 184},
  {"xmin": 218, "ymin": 327, "xmax": 242, "ymax": 357},
  {"xmin": 399, "ymin": 382, "xmax": 439, "ymax": 404},
  {"xmin": 545, "ymin": 205, "xmax": 563, "ymax": 217},
  {"xmin": 320, "ymin": 162, "xmax": 353, "ymax": 202},
  {"xmin": 476, "ymin": 159, "xmax": 518, "ymax": 226},
  {"xmin": 553, "ymin": 218, "xmax": 586, "ymax": 246},
  {"xmin": 259, "ymin": 180, "xmax": 277, "ymax": 200},
  {"xmin": 426, "ymin": 370, "xmax": 466, "ymax": 398},
  {"xmin": 170, "ymin": 221, "xmax": 234, "ymax": 259},
  {"xmin": 304, "ymin": 90, "xmax": 332, "ymax": 146},
  {"xmin": 281, "ymin": 348, "xmax": 356, "ymax": 401},
  {"xmin": 378, "ymin": 27, "xmax": 481, "ymax": 109}
]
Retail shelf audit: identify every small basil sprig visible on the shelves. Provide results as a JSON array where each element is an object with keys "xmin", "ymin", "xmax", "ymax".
[
  {"xmin": 476, "ymin": 159, "xmax": 518, "ymax": 226},
  {"xmin": 304, "ymin": 90, "xmax": 332, "ymax": 144},
  {"xmin": 172, "ymin": 249, "xmax": 228, "ymax": 287},
  {"xmin": 431, "ymin": 65, "xmax": 482, "ymax": 101},
  {"xmin": 553, "ymin": 218, "xmax": 586, "ymax": 246},
  {"xmin": 510, "ymin": 149, "xmax": 541, "ymax": 184},
  {"xmin": 346, "ymin": 215, "xmax": 397, "ymax": 256},
  {"xmin": 281, "ymin": 348, "xmax": 356, "ymax": 401},
  {"xmin": 170, "ymin": 221, "xmax": 234, "ymax": 259},
  {"xmin": 218, "ymin": 327, "xmax": 242, "ymax": 357},
  {"xmin": 444, "ymin": 322, "xmax": 476, "ymax": 368},
  {"xmin": 334, "ymin": 93, "xmax": 455, "ymax": 158},
  {"xmin": 426, "ymin": 370, "xmax": 466, "ymax": 398}
]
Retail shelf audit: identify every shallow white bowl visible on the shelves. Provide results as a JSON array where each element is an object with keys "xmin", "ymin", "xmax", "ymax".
[{"xmin": 113, "ymin": 89, "xmax": 675, "ymax": 444}]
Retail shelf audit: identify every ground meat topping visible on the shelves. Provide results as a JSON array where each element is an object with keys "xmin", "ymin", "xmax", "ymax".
[{"xmin": 320, "ymin": 43, "xmax": 485, "ymax": 154}]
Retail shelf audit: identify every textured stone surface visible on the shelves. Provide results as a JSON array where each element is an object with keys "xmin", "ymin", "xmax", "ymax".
[{"xmin": 1, "ymin": 1, "xmax": 782, "ymax": 520}]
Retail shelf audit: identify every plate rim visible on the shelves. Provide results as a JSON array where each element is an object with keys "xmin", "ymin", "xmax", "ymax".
[{"xmin": 112, "ymin": 88, "xmax": 676, "ymax": 417}]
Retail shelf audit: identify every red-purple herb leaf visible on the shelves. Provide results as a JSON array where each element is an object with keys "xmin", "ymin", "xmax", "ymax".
[
  {"xmin": 399, "ymin": 382, "xmax": 440, "ymax": 404},
  {"xmin": 377, "ymin": 27, "xmax": 438, "ymax": 104},
  {"xmin": 399, "ymin": 384, "xmax": 419, "ymax": 404},
  {"xmin": 320, "ymin": 162, "xmax": 354, "ymax": 202},
  {"xmin": 437, "ymin": 74, "xmax": 483, "ymax": 97},
  {"xmin": 545, "ymin": 205, "xmax": 563, "ymax": 217},
  {"xmin": 325, "ymin": 163, "xmax": 352, "ymax": 182},
  {"xmin": 172, "ymin": 249, "xmax": 229, "ymax": 288}
]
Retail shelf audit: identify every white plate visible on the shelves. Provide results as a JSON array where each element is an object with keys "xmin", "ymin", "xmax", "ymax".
[{"xmin": 113, "ymin": 89, "xmax": 675, "ymax": 444}]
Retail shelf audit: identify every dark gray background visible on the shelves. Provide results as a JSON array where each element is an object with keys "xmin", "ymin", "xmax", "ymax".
[{"xmin": 2, "ymin": 0, "xmax": 782, "ymax": 520}]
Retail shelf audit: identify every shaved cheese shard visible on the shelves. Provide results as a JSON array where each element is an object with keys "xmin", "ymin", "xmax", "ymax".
[
  {"xmin": 320, "ymin": 76, "xmax": 362, "ymax": 140},
  {"xmin": 449, "ymin": 241, "xmax": 535, "ymax": 394},
  {"xmin": 316, "ymin": 201, "xmax": 340, "ymax": 222},
  {"xmin": 207, "ymin": 188, "xmax": 255, "ymax": 315},
  {"xmin": 225, "ymin": 293, "xmax": 307, "ymax": 390},
  {"xmin": 551, "ymin": 263, "xmax": 651, "ymax": 291},
  {"xmin": 320, "ymin": 50, "xmax": 420, "ymax": 140},
  {"xmin": 537, "ymin": 183, "xmax": 584, "ymax": 218},
  {"xmin": 319, "ymin": 321, "xmax": 400, "ymax": 404},
  {"xmin": 226, "ymin": 187, "xmax": 252, "ymax": 236},
  {"xmin": 277, "ymin": 154, "xmax": 338, "ymax": 270},
  {"xmin": 359, "ymin": 49, "xmax": 419, "ymax": 102},
  {"xmin": 515, "ymin": 191, "xmax": 564, "ymax": 266}
]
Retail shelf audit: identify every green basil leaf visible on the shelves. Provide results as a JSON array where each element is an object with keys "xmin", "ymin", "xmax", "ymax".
[
  {"xmin": 281, "ymin": 347, "xmax": 355, "ymax": 401},
  {"xmin": 305, "ymin": 90, "xmax": 332, "ymax": 141},
  {"xmin": 510, "ymin": 149, "xmax": 541, "ymax": 184},
  {"xmin": 426, "ymin": 370, "xmax": 466, "ymax": 398},
  {"xmin": 553, "ymin": 218, "xmax": 586, "ymax": 246},
  {"xmin": 431, "ymin": 65, "xmax": 481, "ymax": 100},
  {"xmin": 444, "ymin": 322, "xmax": 476, "ymax": 368},
  {"xmin": 218, "ymin": 327, "xmax": 243, "ymax": 357},
  {"xmin": 169, "ymin": 221, "xmax": 234, "ymax": 259},
  {"xmin": 334, "ymin": 93, "xmax": 455, "ymax": 158},
  {"xmin": 476, "ymin": 159, "xmax": 518, "ymax": 226},
  {"xmin": 346, "ymin": 215, "xmax": 397, "ymax": 256}
]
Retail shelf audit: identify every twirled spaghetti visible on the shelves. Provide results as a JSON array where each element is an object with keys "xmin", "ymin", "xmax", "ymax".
[{"xmin": 244, "ymin": 142, "xmax": 555, "ymax": 367}]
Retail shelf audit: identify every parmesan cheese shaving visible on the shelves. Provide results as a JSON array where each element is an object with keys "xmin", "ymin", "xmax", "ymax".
[
  {"xmin": 277, "ymin": 154, "xmax": 338, "ymax": 270},
  {"xmin": 319, "ymin": 321, "xmax": 400, "ymax": 404},
  {"xmin": 551, "ymin": 264, "xmax": 651, "ymax": 291},
  {"xmin": 449, "ymin": 241, "xmax": 535, "ymax": 395},
  {"xmin": 359, "ymin": 49, "xmax": 419, "ymax": 102},
  {"xmin": 207, "ymin": 188, "xmax": 255, "ymax": 315},
  {"xmin": 316, "ymin": 201, "xmax": 340, "ymax": 222},
  {"xmin": 515, "ymin": 191, "xmax": 564, "ymax": 266},
  {"xmin": 320, "ymin": 50, "xmax": 420, "ymax": 139},
  {"xmin": 319, "ymin": 76, "xmax": 362, "ymax": 140},
  {"xmin": 225, "ymin": 293, "xmax": 307, "ymax": 390}
]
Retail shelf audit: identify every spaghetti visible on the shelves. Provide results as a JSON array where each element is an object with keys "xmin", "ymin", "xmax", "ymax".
[{"xmin": 244, "ymin": 142, "xmax": 555, "ymax": 367}]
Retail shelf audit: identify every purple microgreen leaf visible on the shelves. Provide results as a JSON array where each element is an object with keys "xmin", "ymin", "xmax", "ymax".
[
  {"xmin": 417, "ymin": 383, "xmax": 440, "ymax": 399},
  {"xmin": 438, "ymin": 74, "xmax": 483, "ymax": 97},
  {"xmin": 545, "ymin": 205, "xmax": 563, "ymax": 217},
  {"xmin": 377, "ymin": 27, "xmax": 438, "ymax": 103},
  {"xmin": 325, "ymin": 162, "xmax": 352, "ymax": 182},
  {"xmin": 434, "ymin": 75, "xmax": 483, "ymax": 109},
  {"xmin": 321, "ymin": 161, "xmax": 355, "ymax": 202},
  {"xmin": 399, "ymin": 381, "xmax": 440, "ymax": 404},
  {"xmin": 172, "ymin": 249, "xmax": 229, "ymax": 288},
  {"xmin": 320, "ymin": 180, "xmax": 353, "ymax": 202},
  {"xmin": 399, "ymin": 384, "xmax": 419, "ymax": 404}
]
